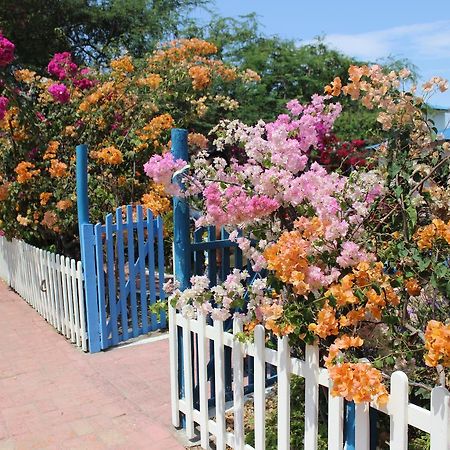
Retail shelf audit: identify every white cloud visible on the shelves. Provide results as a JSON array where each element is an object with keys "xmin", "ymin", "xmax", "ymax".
[{"xmin": 307, "ymin": 20, "xmax": 450, "ymax": 61}]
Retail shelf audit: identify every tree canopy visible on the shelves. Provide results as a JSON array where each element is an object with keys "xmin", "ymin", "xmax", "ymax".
[{"xmin": 0, "ymin": 0, "xmax": 207, "ymax": 67}]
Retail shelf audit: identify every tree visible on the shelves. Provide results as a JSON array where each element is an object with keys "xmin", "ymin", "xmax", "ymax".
[{"xmin": 0, "ymin": 0, "xmax": 208, "ymax": 67}]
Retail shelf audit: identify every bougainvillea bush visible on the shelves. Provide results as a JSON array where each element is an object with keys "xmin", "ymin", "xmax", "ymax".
[
  {"xmin": 0, "ymin": 35, "xmax": 258, "ymax": 256},
  {"xmin": 147, "ymin": 65, "xmax": 450, "ymax": 406}
]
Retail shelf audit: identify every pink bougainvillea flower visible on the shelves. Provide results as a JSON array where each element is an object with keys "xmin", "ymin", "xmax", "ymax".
[
  {"xmin": 0, "ymin": 96, "xmax": 9, "ymax": 120},
  {"xmin": 0, "ymin": 34, "xmax": 15, "ymax": 67},
  {"xmin": 48, "ymin": 83, "xmax": 70, "ymax": 104},
  {"xmin": 47, "ymin": 52, "xmax": 77, "ymax": 80}
]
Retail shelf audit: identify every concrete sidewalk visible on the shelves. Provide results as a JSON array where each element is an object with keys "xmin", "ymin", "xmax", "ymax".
[{"xmin": 0, "ymin": 281, "xmax": 185, "ymax": 450}]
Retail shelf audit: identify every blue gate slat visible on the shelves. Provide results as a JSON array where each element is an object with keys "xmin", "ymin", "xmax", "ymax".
[
  {"xmin": 220, "ymin": 228, "xmax": 231, "ymax": 282},
  {"xmin": 126, "ymin": 205, "xmax": 139, "ymax": 337},
  {"xmin": 156, "ymin": 215, "xmax": 167, "ymax": 328},
  {"xmin": 207, "ymin": 226, "xmax": 217, "ymax": 288},
  {"xmin": 146, "ymin": 210, "xmax": 158, "ymax": 330},
  {"xmin": 115, "ymin": 207, "xmax": 129, "ymax": 341},
  {"xmin": 105, "ymin": 213, "xmax": 119, "ymax": 345},
  {"xmin": 94, "ymin": 223, "xmax": 108, "ymax": 349},
  {"xmin": 193, "ymin": 228, "xmax": 205, "ymax": 276},
  {"xmin": 136, "ymin": 206, "xmax": 149, "ymax": 334}
]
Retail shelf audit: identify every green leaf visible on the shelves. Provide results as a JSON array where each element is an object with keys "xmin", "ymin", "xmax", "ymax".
[{"xmin": 406, "ymin": 206, "xmax": 417, "ymax": 229}]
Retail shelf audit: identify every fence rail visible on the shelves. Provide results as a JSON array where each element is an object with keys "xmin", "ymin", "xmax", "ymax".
[
  {"xmin": 0, "ymin": 237, "xmax": 87, "ymax": 351},
  {"xmin": 170, "ymin": 305, "xmax": 450, "ymax": 450}
]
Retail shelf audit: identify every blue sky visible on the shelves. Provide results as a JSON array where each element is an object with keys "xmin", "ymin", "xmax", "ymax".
[{"xmin": 193, "ymin": 0, "xmax": 450, "ymax": 107}]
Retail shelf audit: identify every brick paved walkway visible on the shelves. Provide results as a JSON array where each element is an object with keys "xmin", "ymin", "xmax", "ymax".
[{"xmin": 0, "ymin": 281, "xmax": 186, "ymax": 450}]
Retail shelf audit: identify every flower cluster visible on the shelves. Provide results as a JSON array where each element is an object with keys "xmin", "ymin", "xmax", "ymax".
[
  {"xmin": 143, "ymin": 153, "xmax": 186, "ymax": 196},
  {"xmin": 424, "ymin": 320, "xmax": 450, "ymax": 367},
  {"xmin": 95, "ymin": 146, "xmax": 124, "ymax": 165},
  {"xmin": 414, "ymin": 219, "xmax": 450, "ymax": 250},
  {"xmin": 47, "ymin": 52, "xmax": 78, "ymax": 80},
  {"xmin": 15, "ymin": 162, "xmax": 40, "ymax": 183},
  {"xmin": 48, "ymin": 83, "xmax": 70, "ymax": 104},
  {"xmin": 0, "ymin": 34, "xmax": 14, "ymax": 67},
  {"xmin": 140, "ymin": 184, "xmax": 171, "ymax": 217}
]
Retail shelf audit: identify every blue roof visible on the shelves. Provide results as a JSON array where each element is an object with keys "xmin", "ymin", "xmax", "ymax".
[{"xmin": 427, "ymin": 103, "xmax": 450, "ymax": 112}]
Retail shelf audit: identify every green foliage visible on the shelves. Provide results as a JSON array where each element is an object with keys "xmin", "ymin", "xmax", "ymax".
[{"xmin": 0, "ymin": 0, "xmax": 208, "ymax": 67}]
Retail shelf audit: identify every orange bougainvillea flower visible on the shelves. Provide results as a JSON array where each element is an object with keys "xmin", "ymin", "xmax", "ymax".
[
  {"xmin": 43, "ymin": 140, "xmax": 60, "ymax": 160},
  {"xmin": 140, "ymin": 184, "xmax": 170, "ymax": 217},
  {"xmin": 96, "ymin": 146, "xmax": 123, "ymax": 165},
  {"xmin": 324, "ymin": 77, "xmax": 342, "ymax": 96},
  {"xmin": 424, "ymin": 320, "xmax": 450, "ymax": 367},
  {"xmin": 48, "ymin": 160, "xmax": 68, "ymax": 178},
  {"xmin": 56, "ymin": 199, "xmax": 73, "ymax": 211},
  {"xmin": 414, "ymin": 219, "xmax": 450, "ymax": 249},
  {"xmin": 328, "ymin": 362, "xmax": 388, "ymax": 405},
  {"xmin": 136, "ymin": 73, "xmax": 163, "ymax": 89},
  {"xmin": 189, "ymin": 65, "xmax": 211, "ymax": 90},
  {"xmin": 308, "ymin": 302, "xmax": 339, "ymax": 339},
  {"xmin": 139, "ymin": 113, "xmax": 174, "ymax": 142},
  {"xmin": 15, "ymin": 161, "xmax": 40, "ymax": 183},
  {"xmin": 404, "ymin": 278, "xmax": 421, "ymax": 296},
  {"xmin": 264, "ymin": 218, "xmax": 325, "ymax": 296},
  {"xmin": 110, "ymin": 55, "xmax": 134, "ymax": 73},
  {"xmin": 188, "ymin": 132, "xmax": 209, "ymax": 150},
  {"xmin": 40, "ymin": 192, "xmax": 52, "ymax": 206}
]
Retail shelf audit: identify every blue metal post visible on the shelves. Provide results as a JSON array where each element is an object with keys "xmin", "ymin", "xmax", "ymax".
[
  {"xmin": 171, "ymin": 128, "xmax": 190, "ymax": 289},
  {"xmin": 344, "ymin": 401, "xmax": 356, "ymax": 450},
  {"xmin": 76, "ymin": 145, "xmax": 89, "ymax": 232},
  {"xmin": 76, "ymin": 145, "xmax": 101, "ymax": 353},
  {"xmin": 171, "ymin": 128, "xmax": 190, "ymax": 428}
]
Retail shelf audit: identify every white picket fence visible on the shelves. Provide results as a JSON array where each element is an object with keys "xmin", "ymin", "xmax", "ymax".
[
  {"xmin": 169, "ymin": 305, "xmax": 450, "ymax": 450},
  {"xmin": 0, "ymin": 237, "xmax": 87, "ymax": 351}
]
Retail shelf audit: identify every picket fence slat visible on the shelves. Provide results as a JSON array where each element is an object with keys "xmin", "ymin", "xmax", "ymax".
[
  {"xmin": 198, "ymin": 313, "xmax": 210, "ymax": 449},
  {"xmin": 277, "ymin": 336, "xmax": 290, "ymax": 450},
  {"xmin": 214, "ymin": 320, "xmax": 226, "ymax": 450},
  {"xmin": 304, "ymin": 344, "xmax": 319, "ymax": 450},
  {"xmin": 182, "ymin": 316, "xmax": 195, "ymax": 439},
  {"xmin": 169, "ymin": 305, "xmax": 180, "ymax": 427},
  {"xmin": 0, "ymin": 237, "xmax": 87, "ymax": 351},
  {"xmin": 390, "ymin": 371, "xmax": 408, "ymax": 449},
  {"xmin": 328, "ymin": 387, "xmax": 344, "ymax": 450},
  {"xmin": 172, "ymin": 309, "xmax": 450, "ymax": 450},
  {"xmin": 430, "ymin": 386, "xmax": 450, "ymax": 450},
  {"xmin": 232, "ymin": 319, "xmax": 245, "ymax": 450},
  {"xmin": 254, "ymin": 325, "xmax": 266, "ymax": 450}
]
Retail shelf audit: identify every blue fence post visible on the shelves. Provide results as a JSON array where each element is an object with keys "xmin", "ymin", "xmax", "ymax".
[
  {"xmin": 171, "ymin": 128, "xmax": 190, "ymax": 427},
  {"xmin": 344, "ymin": 401, "xmax": 356, "ymax": 450},
  {"xmin": 172, "ymin": 128, "xmax": 190, "ymax": 290},
  {"xmin": 76, "ymin": 144, "xmax": 101, "ymax": 353}
]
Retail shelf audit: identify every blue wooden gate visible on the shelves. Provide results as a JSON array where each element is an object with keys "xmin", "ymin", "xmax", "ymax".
[{"xmin": 76, "ymin": 146, "xmax": 166, "ymax": 353}]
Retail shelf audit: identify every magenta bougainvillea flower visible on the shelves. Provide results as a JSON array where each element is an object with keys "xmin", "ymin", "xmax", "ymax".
[
  {"xmin": 0, "ymin": 96, "xmax": 9, "ymax": 120},
  {"xmin": 0, "ymin": 34, "xmax": 15, "ymax": 67},
  {"xmin": 47, "ymin": 52, "xmax": 77, "ymax": 80},
  {"xmin": 48, "ymin": 83, "xmax": 70, "ymax": 104}
]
